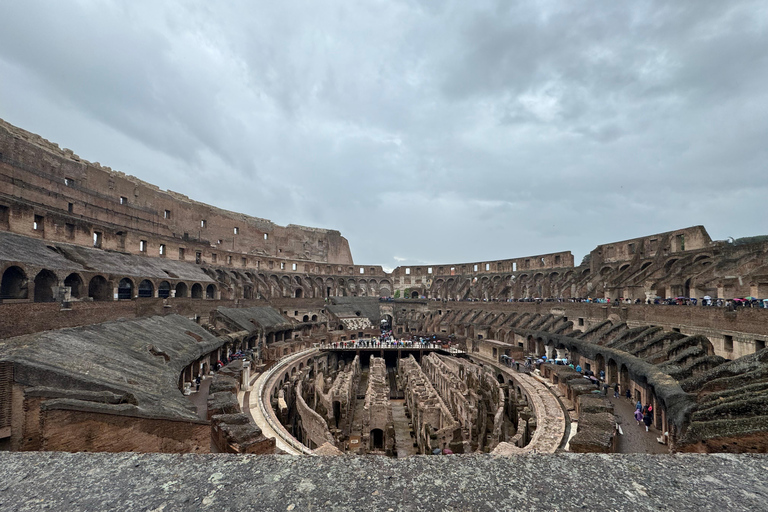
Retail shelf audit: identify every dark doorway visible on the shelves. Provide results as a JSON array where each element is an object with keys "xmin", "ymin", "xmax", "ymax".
[
  {"xmin": 64, "ymin": 273, "xmax": 83, "ymax": 299},
  {"xmin": 33, "ymin": 269, "xmax": 57, "ymax": 303},
  {"xmin": 175, "ymin": 282, "xmax": 188, "ymax": 298},
  {"xmin": 371, "ymin": 429, "xmax": 384, "ymax": 450},
  {"xmin": 88, "ymin": 276, "xmax": 111, "ymax": 301},
  {"xmin": 1, "ymin": 266, "xmax": 28, "ymax": 299}
]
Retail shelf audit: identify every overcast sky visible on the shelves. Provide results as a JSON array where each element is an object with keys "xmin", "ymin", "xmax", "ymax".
[{"xmin": 1, "ymin": 1, "xmax": 767, "ymax": 270}]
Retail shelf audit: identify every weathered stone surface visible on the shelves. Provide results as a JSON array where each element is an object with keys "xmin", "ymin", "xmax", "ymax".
[{"xmin": 0, "ymin": 452, "xmax": 767, "ymax": 511}]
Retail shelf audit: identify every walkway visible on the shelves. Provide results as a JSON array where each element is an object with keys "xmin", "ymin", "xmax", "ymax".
[
  {"xmin": 247, "ymin": 371, "xmax": 304, "ymax": 455},
  {"xmin": 391, "ymin": 399, "xmax": 418, "ymax": 458},
  {"xmin": 609, "ymin": 395, "xmax": 668, "ymax": 454},
  {"xmin": 186, "ymin": 376, "xmax": 211, "ymax": 421}
]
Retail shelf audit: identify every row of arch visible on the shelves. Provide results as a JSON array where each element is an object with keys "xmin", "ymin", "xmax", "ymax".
[
  {"xmin": 205, "ymin": 270, "xmax": 395, "ymax": 300},
  {"xmin": 0, "ymin": 265, "xmax": 217, "ymax": 302},
  {"xmin": 418, "ymin": 252, "xmax": 720, "ymax": 301}
]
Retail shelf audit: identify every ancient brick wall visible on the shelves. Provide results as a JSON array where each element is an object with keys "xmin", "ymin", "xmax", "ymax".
[
  {"xmin": 0, "ymin": 119, "xmax": 354, "ymax": 268},
  {"xmin": 37, "ymin": 408, "xmax": 210, "ymax": 453}
]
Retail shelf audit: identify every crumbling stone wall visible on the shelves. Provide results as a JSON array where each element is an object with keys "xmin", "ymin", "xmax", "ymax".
[
  {"xmin": 361, "ymin": 356, "xmax": 394, "ymax": 455},
  {"xmin": 314, "ymin": 356, "xmax": 360, "ymax": 439},
  {"xmin": 421, "ymin": 353, "xmax": 506, "ymax": 452},
  {"xmin": 398, "ymin": 355, "xmax": 461, "ymax": 454}
]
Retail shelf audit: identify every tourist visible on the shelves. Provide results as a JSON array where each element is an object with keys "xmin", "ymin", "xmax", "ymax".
[
  {"xmin": 643, "ymin": 411, "xmax": 653, "ymax": 432},
  {"xmin": 625, "ymin": 389, "xmax": 631, "ymax": 400},
  {"xmin": 613, "ymin": 383, "xmax": 619, "ymax": 398},
  {"xmin": 634, "ymin": 408, "xmax": 643, "ymax": 426},
  {"xmin": 636, "ymin": 400, "xmax": 642, "ymax": 411}
]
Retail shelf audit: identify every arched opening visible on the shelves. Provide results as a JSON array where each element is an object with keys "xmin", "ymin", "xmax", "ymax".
[
  {"xmin": 311, "ymin": 314, "xmax": 318, "ymax": 322},
  {"xmin": 206, "ymin": 284, "xmax": 216, "ymax": 299},
  {"xmin": 191, "ymin": 283, "xmax": 203, "ymax": 299},
  {"xmin": 33, "ymin": 269, "xmax": 57, "ymax": 303},
  {"xmin": 158, "ymin": 281, "xmax": 171, "ymax": 298},
  {"xmin": 371, "ymin": 428, "xmax": 384, "ymax": 450},
  {"xmin": 88, "ymin": 275, "xmax": 111, "ymax": 301},
  {"xmin": 381, "ymin": 315, "xmax": 393, "ymax": 330},
  {"xmin": 118, "ymin": 278, "xmax": 134, "ymax": 300},
  {"xmin": 411, "ymin": 291, "xmax": 419, "ymax": 299},
  {"xmin": 175, "ymin": 282, "xmax": 188, "ymax": 298},
  {"xmin": 302, "ymin": 315, "xmax": 309, "ymax": 322},
  {"xmin": 295, "ymin": 288, "xmax": 303, "ymax": 298},
  {"xmin": 64, "ymin": 273, "xmax": 84, "ymax": 299},
  {"xmin": 595, "ymin": 354, "xmax": 606, "ymax": 377},
  {"xmin": 1, "ymin": 266, "xmax": 28, "ymax": 299},
  {"xmin": 619, "ymin": 364, "xmax": 631, "ymax": 395},
  {"xmin": 138, "ymin": 279, "xmax": 154, "ymax": 298},
  {"xmin": 497, "ymin": 374, "xmax": 505, "ymax": 384}
]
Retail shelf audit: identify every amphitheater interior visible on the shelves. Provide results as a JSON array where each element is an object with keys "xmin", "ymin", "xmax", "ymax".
[{"xmin": 2, "ymin": 118, "xmax": 768, "ymax": 508}]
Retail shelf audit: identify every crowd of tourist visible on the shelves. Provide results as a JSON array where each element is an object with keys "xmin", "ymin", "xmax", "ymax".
[{"xmin": 391, "ymin": 295, "xmax": 768, "ymax": 308}]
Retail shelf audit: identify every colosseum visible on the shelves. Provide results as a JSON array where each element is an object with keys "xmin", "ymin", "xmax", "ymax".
[{"xmin": 2, "ymin": 117, "xmax": 768, "ymax": 508}]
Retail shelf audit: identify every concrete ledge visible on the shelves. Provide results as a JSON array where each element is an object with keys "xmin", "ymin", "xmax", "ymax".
[{"xmin": 1, "ymin": 452, "xmax": 767, "ymax": 511}]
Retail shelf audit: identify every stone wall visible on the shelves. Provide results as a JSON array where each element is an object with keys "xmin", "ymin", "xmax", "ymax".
[
  {"xmin": 398, "ymin": 355, "xmax": 461, "ymax": 454},
  {"xmin": 361, "ymin": 356, "xmax": 394, "ymax": 455},
  {"xmin": 0, "ymin": 118, "xmax": 354, "ymax": 268}
]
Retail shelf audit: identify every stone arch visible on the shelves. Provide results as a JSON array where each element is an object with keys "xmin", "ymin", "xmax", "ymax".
[
  {"xmin": 595, "ymin": 353, "xmax": 606, "ymax": 376},
  {"xmin": 175, "ymin": 282, "xmax": 189, "ymax": 298},
  {"xmin": 664, "ymin": 258, "xmax": 679, "ymax": 273},
  {"xmin": 158, "ymin": 281, "xmax": 171, "ymax": 298},
  {"xmin": 191, "ymin": 283, "xmax": 203, "ymax": 299},
  {"xmin": 138, "ymin": 279, "xmax": 154, "ymax": 298},
  {"xmin": 295, "ymin": 287, "xmax": 304, "ymax": 298},
  {"xmin": 88, "ymin": 275, "xmax": 111, "ymax": 301},
  {"xmin": 311, "ymin": 314, "xmax": 318, "ymax": 322},
  {"xmin": 64, "ymin": 272, "xmax": 84, "ymax": 299},
  {"xmin": 118, "ymin": 278, "xmax": 134, "ymax": 300},
  {"xmin": 619, "ymin": 363, "xmax": 631, "ymax": 394},
  {"xmin": 206, "ymin": 284, "xmax": 217, "ymax": 299},
  {"xmin": 619, "ymin": 264, "xmax": 630, "ymax": 272},
  {"xmin": 0, "ymin": 265, "xmax": 28, "ymax": 299},
  {"xmin": 33, "ymin": 269, "xmax": 58, "ymax": 303}
]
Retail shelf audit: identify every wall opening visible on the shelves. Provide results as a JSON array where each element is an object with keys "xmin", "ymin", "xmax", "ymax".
[
  {"xmin": 158, "ymin": 281, "xmax": 171, "ymax": 298},
  {"xmin": 64, "ymin": 273, "xmax": 83, "ymax": 299},
  {"xmin": 0, "ymin": 266, "xmax": 28, "ymax": 299},
  {"xmin": 88, "ymin": 275, "xmax": 111, "ymax": 301},
  {"xmin": 138, "ymin": 279, "xmax": 154, "ymax": 298},
  {"xmin": 206, "ymin": 284, "xmax": 216, "ymax": 299},
  {"xmin": 118, "ymin": 278, "xmax": 134, "ymax": 300},
  {"xmin": 33, "ymin": 269, "xmax": 57, "ymax": 303},
  {"xmin": 371, "ymin": 429, "xmax": 384, "ymax": 450},
  {"xmin": 175, "ymin": 282, "xmax": 188, "ymax": 298}
]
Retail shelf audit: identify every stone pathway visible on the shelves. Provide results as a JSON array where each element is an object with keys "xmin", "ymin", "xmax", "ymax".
[
  {"xmin": 609, "ymin": 395, "xmax": 668, "ymax": 454},
  {"xmin": 391, "ymin": 399, "xmax": 418, "ymax": 458},
  {"xmin": 186, "ymin": 376, "xmax": 211, "ymax": 421}
]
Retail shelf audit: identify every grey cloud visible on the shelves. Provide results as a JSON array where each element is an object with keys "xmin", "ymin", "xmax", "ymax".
[{"xmin": 1, "ymin": 0, "xmax": 766, "ymax": 267}]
